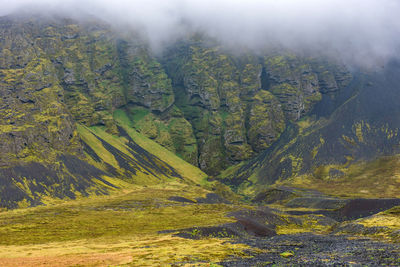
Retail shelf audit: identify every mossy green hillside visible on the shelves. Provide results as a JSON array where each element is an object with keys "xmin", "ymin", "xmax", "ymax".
[
  {"xmin": 77, "ymin": 124, "xmax": 177, "ymax": 185},
  {"xmin": 103, "ymin": 109, "xmax": 207, "ymax": 184},
  {"xmin": 0, "ymin": 16, "xmax": 205, "ymax": 208},
  {"xmin": 0, "ymin": 112, "xmax": 208, "ymax": 209}
]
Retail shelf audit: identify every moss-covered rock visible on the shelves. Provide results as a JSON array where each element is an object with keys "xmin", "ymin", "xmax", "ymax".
[
  {"xmin": 0, "ymin": 56, "xmax": 80, "ymax": 166},
  {"xmin": 162, "ymin": 41, "xmax": 350, "ymax": 174},
  {"xmin": 124, "ymin": 105, "xmax": 198, "ymax": 165},
  {"xmin": 0, "ymin": 15, "xmax": 353, "ymax": 179},
  {"xmin": 118, "ymin": 41, "xmax": 175, "ymax": 113},
  {"xmin": 248, "ymin": 90, "xmax": 286, "ymax": 152},
  {"xmin": 220, "ymin": 60, "xmax": 400, "ymax": 198},
  {"xmin": 265, "ymin": 55, "xmax": 319, "ymax": 120},
  {"xmin": 0, "ymin": 16, "xmax": 203, "ymax": 208}
]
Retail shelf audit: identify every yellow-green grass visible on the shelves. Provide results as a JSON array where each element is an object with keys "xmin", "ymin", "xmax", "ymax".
[
  {"xmin": 0, "ymin": 186, "xmax": 237, "ymax": 245},
  {"xmin": 353, "ymin": 206, "xmax": 400, "ymax": 242},
  {"xmin": 0, "ymin": 234, "xmax": 248, "ymax": 266},
  {"xmin": 113, "ymin": 109, "xmax": 208, "ymax": 185},
  {"xmin": 360, "ymin": 206, "xmax": 400, "ymax": 229},
  {"xmin": 77, "ymin": 124, "xmax": 121, "ymax": 170},
  {"xmin": 280, "ymin": 156, "xmax": 400, "ymax": 198},
  {"xmin": 276, "ymin": 214, "xmax": 333, "ymax": 235},
  {"xmin": 0, "ymin": 185, "xmax": 251, "ymax": 266}
]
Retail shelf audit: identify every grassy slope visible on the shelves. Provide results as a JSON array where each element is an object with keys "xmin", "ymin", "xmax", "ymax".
[
  {"xmin": 280, "ymin": 155, "xmax": 400, "ymax": 199},
  {"xmin": 113, "ymin": 109, "xmax": 208, "ymax": 185},
  {"xmin": 220, "ymin": 155, "xmax": 400, "ymax": 200},
  {"xmin": 77, "ymin": 115, "xmax": 207, "ymax": 187}
]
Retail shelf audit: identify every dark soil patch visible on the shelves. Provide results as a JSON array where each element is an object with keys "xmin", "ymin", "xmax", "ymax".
[
  {"xmin": 228, "ymin": 207, "xmax": 287, "ymax": 226},
  {"xmin": 285, "ymin": 197, "xmax": 349, "ymax": 210},
  {"xmin": 173, "ymin": 207, "xmax": 279, "ymax": 239},
  {"xmin": 196, "ymin": 193, "xmax": 230, "ymax": 204},
  {"xmin": 284, "ymin": 197, "xmax": 400, "ymax": 222},
  {"xmin": 173, "ymin": 219, "xmax": 276, "ymax": 240},
  {"xmin": 235, "ymin": 218, "xmax": 276, "ymax": 237},
  {"xmin": 253, "ymin": 188, "xmax": 298, "ymax": 204},
  {"xmin": 335, "ymin": 198, "xmax": 400, "ymax": 220},
  {"xmin": 320, "ymin": 198, "xmax": 400, "ymax": 222},
  {"xmin": 168, "ymin": 196, "xmax": 196, "ymax": 203}
]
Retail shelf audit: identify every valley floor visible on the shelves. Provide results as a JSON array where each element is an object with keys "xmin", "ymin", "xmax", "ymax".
[{"xmin": 0, "ymin": 183, "xmax": 399, "ymax": 266}]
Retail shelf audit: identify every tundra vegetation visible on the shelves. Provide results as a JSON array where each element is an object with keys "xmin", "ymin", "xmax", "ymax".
[{"xmin": 0, "ymin": 15, "xmax": 399, "ymax": 266}]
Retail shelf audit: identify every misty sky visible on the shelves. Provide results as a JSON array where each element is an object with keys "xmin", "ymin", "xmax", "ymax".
[{"xmin": 1, "ymin": 0, "xmax": 400, "ymax": 65}]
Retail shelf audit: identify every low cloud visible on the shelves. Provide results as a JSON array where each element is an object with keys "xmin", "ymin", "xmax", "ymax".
[{"xmin": 1, "ymin": 0, "xmax": 400, "ymax": 66}]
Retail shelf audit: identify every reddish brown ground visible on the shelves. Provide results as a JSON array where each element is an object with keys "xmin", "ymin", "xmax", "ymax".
[{"xmin": 0, "ymin": 253, "xmax": 133, "ymax": 267}]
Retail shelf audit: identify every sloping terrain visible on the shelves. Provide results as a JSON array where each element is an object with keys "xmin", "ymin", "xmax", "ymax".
[
  {"xmin": 0, "ymin": 118, "xmax": 207, "ymax": 208},
  {"xmin": 220, "ymin": 61, "xmax": 400, "ymax": 198},
  {"xmin": 0, "ymin": 15, "xmax": 208, "ymax": 208}
]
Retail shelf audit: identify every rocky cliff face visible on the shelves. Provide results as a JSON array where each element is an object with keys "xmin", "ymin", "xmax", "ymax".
[
  {"xmin": 0, "ymin": 15, "xmax": 196, "ymax": 163},
  {"xmin": 162, "ymin": 41, "xmax": 351, "ymax": 174},
  {"xmin": 0, "ymin": 15, "xmax": 353, "ymax": 177},
  {"xmin": 0, "ymin": 14, "xmax": 361, "ymax": 208}
]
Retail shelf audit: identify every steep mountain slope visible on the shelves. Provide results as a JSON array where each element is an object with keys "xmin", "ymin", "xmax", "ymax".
[
  {"xmin": 220, "ymin": 61, "xmax": 400, "ymax": 197},
  {"xmin": 0, "ymin": 15, "xmax": 208, "ymax": 208}
]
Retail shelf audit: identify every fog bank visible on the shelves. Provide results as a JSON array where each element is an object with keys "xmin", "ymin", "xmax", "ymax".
[{"xmin": 1, "ymin": 0, "xmax": 400, "ymax": 66}]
